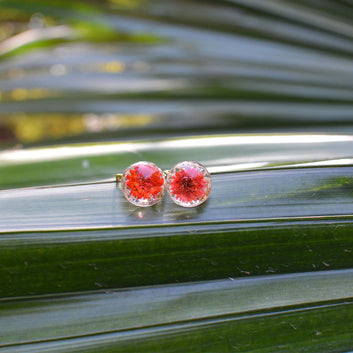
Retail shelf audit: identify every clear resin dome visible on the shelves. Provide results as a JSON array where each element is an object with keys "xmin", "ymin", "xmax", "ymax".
[
  {"xmin": 166, "ymin": 161, "xmax": 211, "ymax": 207},
  {"xmin": 121, "ymin": 161, "xmax": 165, "ymax": 207}
]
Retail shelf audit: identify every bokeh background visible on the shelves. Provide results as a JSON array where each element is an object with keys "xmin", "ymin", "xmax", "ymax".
[
  {"xmin": 2, "ymin": 3, "xmax": 353, "ymax": 352},
  {"xmin": 1, "ymin": 0, "xmax": 353, "ymax": 148}
]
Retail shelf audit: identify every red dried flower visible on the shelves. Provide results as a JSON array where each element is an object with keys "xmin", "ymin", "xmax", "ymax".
[
  {"xmin": 126, "ymin": 164, "xmax": 164, "ymax": 200},
  {"xmin": 169, "ymin": 167, "xmax": 208, "ymax": 203}
]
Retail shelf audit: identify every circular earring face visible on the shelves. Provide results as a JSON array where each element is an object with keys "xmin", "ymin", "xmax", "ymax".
[
  {"xmin": 121, "ymin": 161, "xmax": 165, "ymax": 207},
  {"xmin": 166, "ymin": 161, "xmax": 212, "ymax": 207}
]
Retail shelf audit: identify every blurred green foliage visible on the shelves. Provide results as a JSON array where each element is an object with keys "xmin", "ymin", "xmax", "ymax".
[{"xmin": 1, "ymin": 0, "xmax": 353, "ymax": 352}]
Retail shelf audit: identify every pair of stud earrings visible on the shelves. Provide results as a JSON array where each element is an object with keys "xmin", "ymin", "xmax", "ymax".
[{"xmin": 116, "ymin": 161, "xmax": 212, "ymax": 208}]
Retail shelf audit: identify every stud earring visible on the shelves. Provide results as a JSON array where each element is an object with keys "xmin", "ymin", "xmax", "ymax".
[
  {"xmin": 166, "ymin": 161, "xmax": 212, "ymax": 207},
  {"xmin": 117, "ymin": 161, "xmax": 165, "ymax": 207}
]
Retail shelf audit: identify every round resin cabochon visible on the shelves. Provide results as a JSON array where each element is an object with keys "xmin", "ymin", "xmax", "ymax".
[
  {"xmin": 166, "ymin": 161, "xmax": 212, "ymax": 207},
  {"xmin": 121, "ymin": 161, "xmax": 165, "ymax": 207}
]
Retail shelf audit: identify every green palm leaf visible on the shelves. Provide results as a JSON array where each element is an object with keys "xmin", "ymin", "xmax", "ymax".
[{"xmin": 1, "ymin": 0, "xmax": 353, "ymax": 352}]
